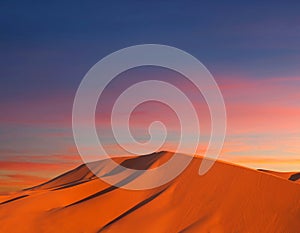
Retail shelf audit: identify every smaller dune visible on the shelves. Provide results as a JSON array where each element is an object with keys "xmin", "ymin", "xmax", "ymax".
[{"xmin": 258, "ymin": 169, "xmax": 300, "ymax": 183}]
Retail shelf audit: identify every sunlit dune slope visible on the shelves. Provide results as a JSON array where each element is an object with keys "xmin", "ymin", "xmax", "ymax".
[{"xmin": 0, "ymin": 151, "xmax": 300, "ymax": 233}]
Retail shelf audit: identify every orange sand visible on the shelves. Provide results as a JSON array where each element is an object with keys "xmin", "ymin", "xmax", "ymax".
[{"xmin": 0, "ymin": 151, "xmax": 300, "ymax": 233}]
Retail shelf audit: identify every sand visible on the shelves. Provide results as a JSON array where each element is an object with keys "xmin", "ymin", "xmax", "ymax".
[{"xmin": 0, "ymin": 151, "xmax": 300, "ymax": 233}]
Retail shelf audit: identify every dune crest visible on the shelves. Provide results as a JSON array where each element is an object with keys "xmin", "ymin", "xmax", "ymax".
[{"xmin": 0, "ymin": 151, "xmax": 300, "ymax": 233}]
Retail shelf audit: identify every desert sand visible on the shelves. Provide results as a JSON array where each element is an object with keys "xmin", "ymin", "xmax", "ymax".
[{"xmin": 0, "ymin": 151, "xmax": 300, "ymax": 233}]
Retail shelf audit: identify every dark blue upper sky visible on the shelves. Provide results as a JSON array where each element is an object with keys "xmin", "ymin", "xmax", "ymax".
[{"xmin": 1, "ymin": 0, "xmax": 300, "ymax": 103}]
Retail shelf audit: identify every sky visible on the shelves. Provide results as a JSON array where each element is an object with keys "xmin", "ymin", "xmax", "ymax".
[{"xmin": 1, "ymin": 0, "xmax": 300, "ymax": 193}]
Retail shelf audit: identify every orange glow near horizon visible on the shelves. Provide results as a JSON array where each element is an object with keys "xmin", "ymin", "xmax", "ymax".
[{"xmin": 0, "ymin": 75, "xmax": 300, "ymax": 193}]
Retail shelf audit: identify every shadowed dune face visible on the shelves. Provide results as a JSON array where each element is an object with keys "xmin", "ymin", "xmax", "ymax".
[
  {"xmin": 0, "ymin": 151, "xmax": 300, "ymax": 233},
  {"xmin": 289, "ymin": 173, "xmax": 300, "ymax": 182},
  {"xmin": 26, "ymin": 151, "xmax": 174, "ymax": 192}
]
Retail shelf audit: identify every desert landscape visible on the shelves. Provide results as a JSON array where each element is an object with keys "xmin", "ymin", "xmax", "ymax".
[
  {"xmin": 1, "ymin": 151, "xmax": 300, "ymax": 233},
  {"xmin": 1, "ymin": 1, "xmax": 300, "ymax": 233}
]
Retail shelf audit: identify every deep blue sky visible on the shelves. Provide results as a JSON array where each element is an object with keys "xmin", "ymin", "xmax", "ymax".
[{"xmin": 1, "ymin": 0, "xmax": 300, "ymax": 102}]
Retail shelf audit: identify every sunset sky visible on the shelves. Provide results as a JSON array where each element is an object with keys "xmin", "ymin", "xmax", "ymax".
[{"xmin": 1, "ymin": 1, "xmax": 300, "ymax": 193}]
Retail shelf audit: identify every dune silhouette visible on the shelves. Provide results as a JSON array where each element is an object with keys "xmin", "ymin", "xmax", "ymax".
[{"xmin": 0, "ymin": 151, "xmax": 300, "ymax": 233}]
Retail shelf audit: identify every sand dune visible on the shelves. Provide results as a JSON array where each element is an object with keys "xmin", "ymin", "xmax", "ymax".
[
  {"xmin": 0, "ymin": 151, "xmax": 300, "ymax": 233},
  {"xmin": 258, "ymin": 169, "xmax": 300, "ymax": 183}
]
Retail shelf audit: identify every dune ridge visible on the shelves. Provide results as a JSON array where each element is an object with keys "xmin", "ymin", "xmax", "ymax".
[{"xmin": 0, "ymin": 151, "xmax": 300, "ymax": 233}]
